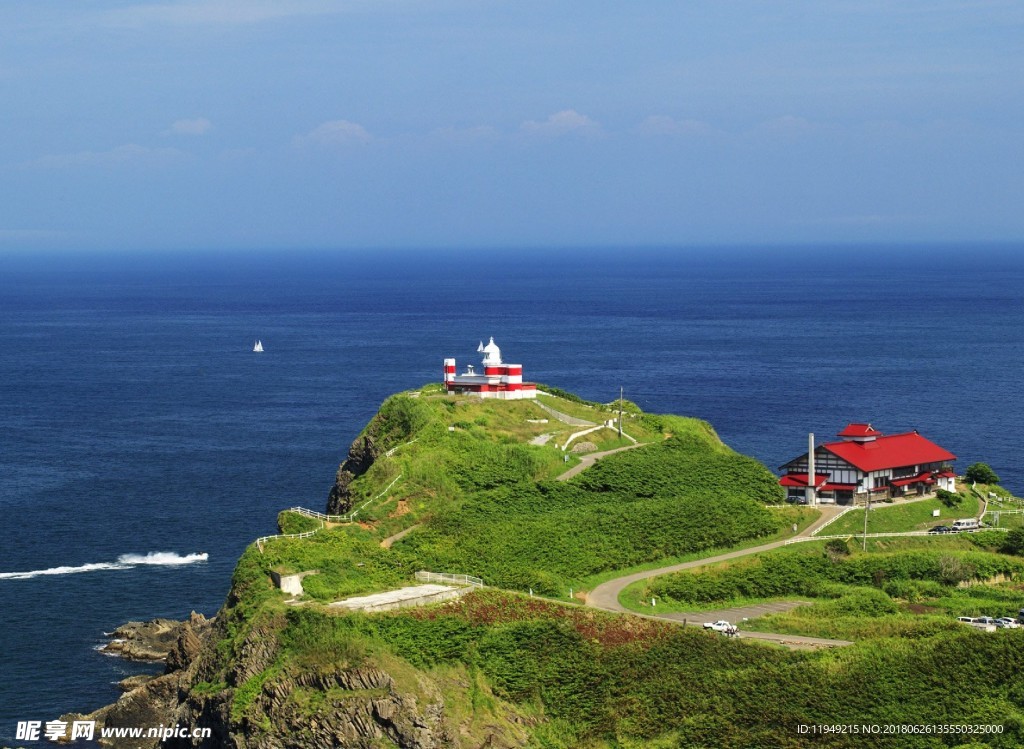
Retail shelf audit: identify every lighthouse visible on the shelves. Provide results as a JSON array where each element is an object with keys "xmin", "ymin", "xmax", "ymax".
[{"xmin": 443, "ymin": 337, "xmax": 537, "ymax": 400}]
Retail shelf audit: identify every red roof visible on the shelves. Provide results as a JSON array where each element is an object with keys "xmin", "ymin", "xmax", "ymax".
[
  {"xmin": 837, "ymin": 423, "xmax": 882, "ymax": 438},
  {"xmin": 823, "ymin": 432, "xmax": 956, "ymax": 473},
  {"xmin": 891, "ymin": 471, "xmax": 937, "ymax": 487},
  {"xmin": 821, "ymin": 483, "xmax": 857, "ymax": 492},
  {"xmin": 936, "ymin": 470, "xmax": 956, "ymax": 479},
  {"xmin": 779, "ymin": 473, "xmax": 829, "ymax": 488}
]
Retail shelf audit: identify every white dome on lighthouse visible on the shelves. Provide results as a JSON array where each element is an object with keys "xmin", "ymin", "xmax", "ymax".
[{"xmin": 481, "ymin": 336, "xmax": 502, "ymax": 365}]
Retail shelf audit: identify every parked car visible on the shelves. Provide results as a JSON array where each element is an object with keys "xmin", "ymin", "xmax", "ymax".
[
  {"xmin": 929, "ymin": 525, "xmax": 952, "ymax": 534},
  {"xmin": 957, "ymin": 617, "xmax": 978, "ymax": 624},
  {"xmin": 995, "ymin": 618, "xmax": 1020, "ymax": 629},
  {"xmin": 975, "ymin": 616, "xmax": 997, "ymax": 625},
  {"xmin": 703, "ymin": 620, "xmax": 732, "ymax": 632}
]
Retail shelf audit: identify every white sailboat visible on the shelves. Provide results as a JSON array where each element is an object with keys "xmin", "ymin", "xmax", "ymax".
[{"xmin": 253, "ymin": 339, "xmax": 264, "ymax": 353}]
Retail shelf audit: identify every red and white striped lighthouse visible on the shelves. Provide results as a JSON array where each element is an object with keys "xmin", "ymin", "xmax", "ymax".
[{"xmin": 443, "ymin": 337, "xmax": 537, "ymax": 400}]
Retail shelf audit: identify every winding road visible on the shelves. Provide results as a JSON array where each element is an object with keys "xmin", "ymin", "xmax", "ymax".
[{"xmin": 585, "ymin": 505, "xmax": 856, "ymax": 649}]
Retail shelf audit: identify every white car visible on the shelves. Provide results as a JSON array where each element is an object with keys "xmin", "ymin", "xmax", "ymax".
[
  {"xmin": 995, "ymin": 618, "xmax": 1020, "ymax": 629},
  {"xmin": 703, "ymin": 620, "xmax": 732, "ymax": 632}
]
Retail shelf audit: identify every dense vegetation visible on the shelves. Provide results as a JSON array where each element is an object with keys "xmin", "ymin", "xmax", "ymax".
[
  {"xmin": 233, "ymin": 590, "xmax": 1024, "ymax": 748},
  {"xmin": 393, "ymin": 414, "xmax": 786, "ymax": 595},
  {"xmin": 632, "ymin": 537, "xmax": 1024, "ymax": 643},
  {"xmin": 262, "ymin": 389, "xmax": 788, "ymax": 599}
]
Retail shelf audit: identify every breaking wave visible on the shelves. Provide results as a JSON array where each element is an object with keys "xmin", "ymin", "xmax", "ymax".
[
  {"xmin": 0, "ymin": 552, "xmax": 208, "ymax": 580},
  {"xmin": 117, "ymin": 552, "xmax": 208, "ymax": 566}
]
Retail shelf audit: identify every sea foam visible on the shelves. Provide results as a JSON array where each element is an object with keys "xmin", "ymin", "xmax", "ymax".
[
  {"xmin": 0, "ymin": 552, "xmax": 208, "ymax": 580},
  {"xmin": 117, "ymin": 552, "xmax": 209, "ymax": 566}
]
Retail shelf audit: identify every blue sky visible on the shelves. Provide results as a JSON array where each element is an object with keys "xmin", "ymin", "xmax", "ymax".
[{"xmin": 1, "ymin": 1, "xmax": 1022, "ymax": 251}]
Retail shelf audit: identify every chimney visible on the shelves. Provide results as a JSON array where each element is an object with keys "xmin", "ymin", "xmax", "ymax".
[{"xmin": 806, "ymin": 432, "xmax": 816, "ymax": 506}]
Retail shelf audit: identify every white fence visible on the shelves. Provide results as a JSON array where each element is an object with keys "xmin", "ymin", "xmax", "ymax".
[
  {"xmin": 255, "ymin": 473, "xmax": 403, "ymax": 553},
  {"xmin": 256, "ymin": 528, "xmax": 320, "ymax": 553},
  {"xmin": 785, "ymin": 527, "xmax": 1008, "ymax": 545},
  {"xmin": 415, "ymin": 570, "xmax": 484, "ymax": 587},
  {"xmin": 810, "ymin": 506, "xmax": 855, "ymax": 536}
]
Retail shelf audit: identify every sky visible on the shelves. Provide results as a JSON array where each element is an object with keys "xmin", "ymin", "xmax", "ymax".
[{"xmin": 0, "ymin": 1, "xmax": 1022, "ymax": 251}]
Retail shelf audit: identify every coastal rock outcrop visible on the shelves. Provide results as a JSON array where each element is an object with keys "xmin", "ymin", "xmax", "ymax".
[
  {"xmin": 326, "ymin": 433, "xmax": 380, "ymax": 515},
  {"xmin": 61, "ymin": 613, "xmax": 216, "ymax": 748},
  {"xmin": 100, "ymin": 614, "xmax": 209, "ymax": 663}
]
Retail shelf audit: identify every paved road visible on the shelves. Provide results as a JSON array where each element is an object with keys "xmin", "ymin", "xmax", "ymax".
[{"xmin": 586, "ymin": 506, "xmax": 854, "ymax": 648}]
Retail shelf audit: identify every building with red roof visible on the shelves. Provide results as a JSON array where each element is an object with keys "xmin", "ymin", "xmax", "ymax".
[{"xmin": 779, "ymin": 424, "xmax": 957, "ymax": 504}]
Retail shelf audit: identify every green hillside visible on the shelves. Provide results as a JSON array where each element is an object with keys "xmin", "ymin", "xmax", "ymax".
[
  {"xmin": 260, "ymin": 387, "xmax": 789, "ymax": 600},
  {"xmin": 175, "ymin": 388, "xmax": 1024, "ymax": 748}
]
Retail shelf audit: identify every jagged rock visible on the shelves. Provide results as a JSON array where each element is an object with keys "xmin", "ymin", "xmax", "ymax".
[
  {"xmin": 165, "ymin": 619, "xmax": 204, "ymax": 673},
  {"xmin": 102, "ymin": 618, "xmax": 188, "ymax": 662},
  {"xmin": 82, "ymin": 592, "xmax": 529, "ymax": 749},
  {"xmin": 326, "ymin": 434, "xmax": 380, "ymax": 515},
  {"xmin": 117, "ymin": 674, "xmax": 157, "ymax": 692}
]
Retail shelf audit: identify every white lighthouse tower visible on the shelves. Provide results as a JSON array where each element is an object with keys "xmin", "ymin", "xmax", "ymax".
[{"xmin": 443, "ymin": 337, "xmax": 537, "ymax": 400}]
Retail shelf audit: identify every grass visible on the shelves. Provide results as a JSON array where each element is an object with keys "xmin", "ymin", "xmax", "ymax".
[
  {"xmin": 250, "ymin": 390, "xmax": 789, "ymax": 604},
  {"xmin": 535, "ymin": 392, "xmax": 663, "ymax": 442},
  {"xmin": 610, "ymin": 506, "xmax": 819, "ymax": 609},
  {"xmin": 394, "ymin": 422, "xmax": 787, "ymax": 595},
  {"xmin": 220, "ymin": 586, "xmax": 1024, "ymax": 748},
  {"xmin": 826, "ymin": 492, "xmax": 980, "ymax": 535},
  {"xmin": 630, "ymin": 536, "xmax": 1024, "ymax": 641}
]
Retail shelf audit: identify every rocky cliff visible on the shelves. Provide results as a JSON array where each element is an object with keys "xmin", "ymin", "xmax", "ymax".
[
  {"xmin": 325, "ymin": 434, "xmax": 380, "ymax": 515},
  {"xmin": 79, "ymin": 596, "xmax": 527, "ymax": 748}
]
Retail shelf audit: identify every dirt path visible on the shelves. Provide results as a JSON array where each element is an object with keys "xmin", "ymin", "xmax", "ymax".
[
  {"xmin": 585, "ymin": 506, "xmax": 854, "ymax": 648},
  {"xmin": 380, "ymin": 523, "xmax": 423, "ymax": 549},
  {"xmin": 555, "ymin": 442, "xmax": 646, "ymax": 481}
]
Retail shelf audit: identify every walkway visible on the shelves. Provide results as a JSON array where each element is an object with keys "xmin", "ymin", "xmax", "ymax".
[
  {"xmin": 585, "ymin": 506, "xmax": 853, "ymax": 648},
  {"xmin": 380, "ymin": 523, "xmax": 422, "ymax": 549},
  {"xmin": 533, "ymin": 400, "xmax": 597, "ymax": 427},
  {"xmin": 555, "ymin": 442, "xmax": 646, "ymax": 481}
]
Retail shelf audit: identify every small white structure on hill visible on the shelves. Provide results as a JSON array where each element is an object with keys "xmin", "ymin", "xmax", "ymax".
[{"xmin": 443, "ymin": 337, "xmax": 537, "ymax": 400}]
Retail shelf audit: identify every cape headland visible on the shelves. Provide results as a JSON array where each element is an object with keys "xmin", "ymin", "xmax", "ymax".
[{"xmin": 76, "ymin": 384, "xmax": 1024, "ymax": 748}]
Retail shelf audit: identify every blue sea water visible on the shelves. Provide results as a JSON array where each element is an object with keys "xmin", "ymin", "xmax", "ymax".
[{"xmin": 1, "ymin": 245, "xmax": 1022, "ymax": 745}]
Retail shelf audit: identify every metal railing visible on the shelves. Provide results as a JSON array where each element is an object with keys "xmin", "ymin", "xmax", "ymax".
[
  {"xmin": 287, "ymin": 473, "xmax": 404, "ymax": 524},
  {"xmin": 415, "ymin": 570, "xmax": 484, "ymax": 587},
  {"xmin": 809, "ymin": 506, "xmax": 855, "ymax": 536},
  {"xmin": 255, "ymin": 473, "xmax": 404, "ymax": 553},
  {"xmin": 256, "ymin": 528, "xmax": 320, "ymax": 553},
  {"xmin": 785, "ymin": 527, "xmax": 1008, "ymax": 545}
]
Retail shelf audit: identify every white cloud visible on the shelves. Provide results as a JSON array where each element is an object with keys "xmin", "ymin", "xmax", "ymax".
[
  {"xmin": 637, "ymin": 115, "xmax": 713, "ymax": 137},
  {"xmin": 292, "ymin": 120, "xmax": 372, "ymax": 148},
  {"xmin": 165, "ymin": 117, "xmax": 212, "ymax": 136},
  {"xmin": 520, "ymin": 109, "xmax": 601, "ymax": 138},
  {"xmin": 30, "ymin": 144, "xmax": 186, "ymax": 169}
]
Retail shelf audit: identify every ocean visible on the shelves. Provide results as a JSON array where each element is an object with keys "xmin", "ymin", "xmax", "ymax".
[{"xmin": 1, "ymin": 245, "xmax": 1022, "ymax": 745}]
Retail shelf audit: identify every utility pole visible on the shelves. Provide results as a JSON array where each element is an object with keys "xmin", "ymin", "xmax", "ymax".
[
  {"xmin": 862, "ymin": 496, "xmax": 871, "ymax": 551},
  {"xmin": 618, "ymin": 386, "xmax": 623, "ymax": 439}
]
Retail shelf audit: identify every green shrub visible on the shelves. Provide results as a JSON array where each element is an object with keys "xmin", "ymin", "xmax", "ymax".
[
  {"xmin": 1002, "ymin": 528, "xmax": 1024, "ymax": 556},
  {"xmin": 965, "ymin": 462, "xmax": 1000, "ymax": 485}
]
